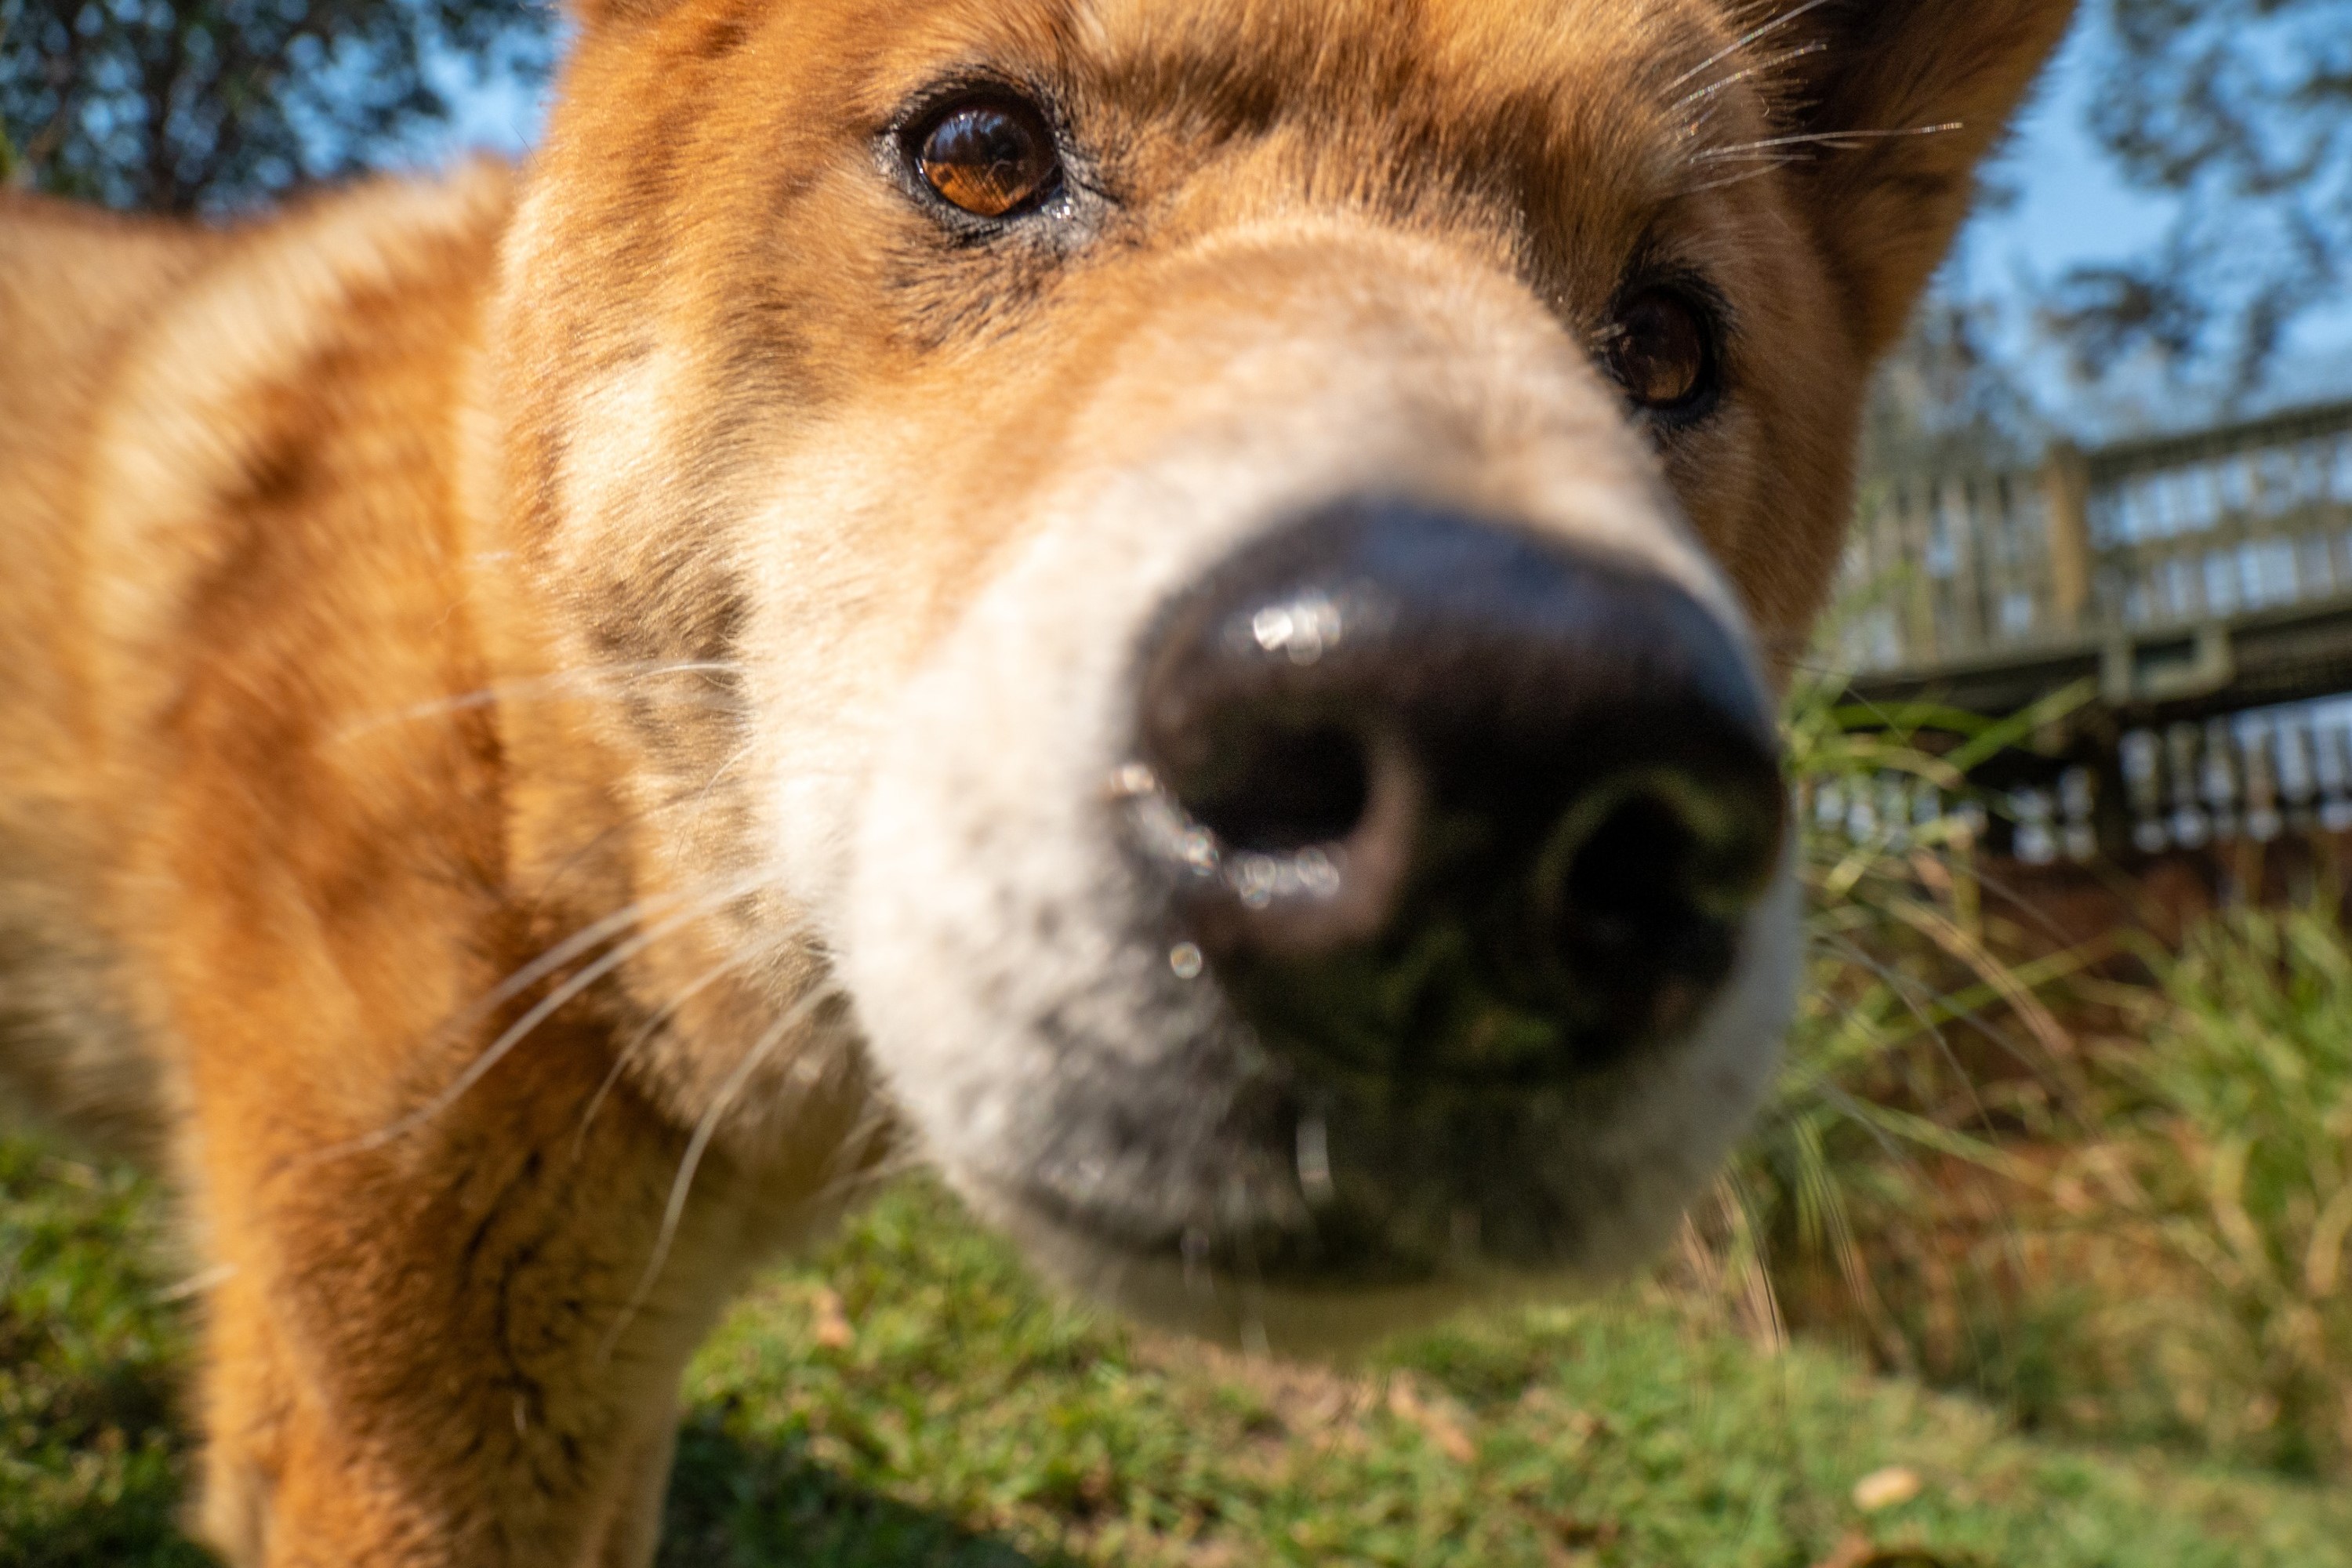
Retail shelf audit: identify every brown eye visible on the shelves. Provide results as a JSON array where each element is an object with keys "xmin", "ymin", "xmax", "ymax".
[
  {"xmin": 1608, "ymin": 288, "xmax": 1717, "ymax": 415},
  {"xmin": 913, "ymin": 97, "xmax": 1060, "ymax": 218}
]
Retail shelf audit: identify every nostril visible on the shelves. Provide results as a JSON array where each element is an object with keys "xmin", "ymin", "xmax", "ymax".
[
  {"xmin": 1550, "ymin": 772, "xmax": 1771, "ymax": 924},
  {"xmin": 1179, "ymin": 719, "xmax": 1371, "ymax": 853},
  {"xmin": 1531, "ymin": 770, "xmax": 1778, "ymax": 1044}
]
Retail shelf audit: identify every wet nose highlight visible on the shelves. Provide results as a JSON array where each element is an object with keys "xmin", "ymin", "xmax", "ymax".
[{"xmin": 1121, "ymin": 499, "xmax": 1787, "ymax": 1081}]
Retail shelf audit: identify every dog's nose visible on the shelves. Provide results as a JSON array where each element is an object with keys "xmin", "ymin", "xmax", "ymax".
[{"xmin": 1124, "ymin": 499, "xmax": 1786, "ymax": 1081}]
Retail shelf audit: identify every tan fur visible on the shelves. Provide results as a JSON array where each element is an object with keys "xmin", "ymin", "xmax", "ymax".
[{"xmin": 0, "ymin": 2, "xmax": 2071, "ymax": 1561}]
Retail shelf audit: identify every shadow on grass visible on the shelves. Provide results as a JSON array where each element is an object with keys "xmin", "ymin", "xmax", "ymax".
[
  {"xmin": 5, "ymin": 1404, "xmax": 1073, "ymax": 1568},
  {"xmin": 0, "ymin": 1347, "xmax": 213, "ymax": 1568},
  {"xmin": 659, "ymin": 1410, "xmax": 1079, "ymax": 1568}
]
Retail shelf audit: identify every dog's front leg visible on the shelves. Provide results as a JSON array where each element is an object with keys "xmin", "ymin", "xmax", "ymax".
[{"xmin": 179, "ymin": 1022, "xmax": 750, "ymax": 1568}]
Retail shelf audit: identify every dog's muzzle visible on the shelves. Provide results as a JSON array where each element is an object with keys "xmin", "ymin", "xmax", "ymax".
[
  {"xmin": 1122, "ymin": 498, "xmax": 1787, "ymax": 1092},
  {"xmin": 847, "ymin": 473, "xmax": 1798, "ymax": 1317}
]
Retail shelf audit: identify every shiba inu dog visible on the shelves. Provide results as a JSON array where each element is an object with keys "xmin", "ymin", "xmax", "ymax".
[{"xmin": 0, "ymin": 1, "xmax": 2071, "ymax": 1560}]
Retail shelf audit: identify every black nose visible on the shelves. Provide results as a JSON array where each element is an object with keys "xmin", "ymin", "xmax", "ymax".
[{"xmin": 1123, "ymin": 499, "xmax": 1786, "ymax": 1082}]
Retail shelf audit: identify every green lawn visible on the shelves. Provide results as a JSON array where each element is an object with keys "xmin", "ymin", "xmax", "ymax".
[{"xmin": 5, "ymin": 1136, "xmax": 2348, "ymax": 1568}]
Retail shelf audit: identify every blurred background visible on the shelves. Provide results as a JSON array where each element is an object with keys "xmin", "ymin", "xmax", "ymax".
[{"xmin": 6, "ymin": 5, "xmax": 2352, "ymax": 1566}]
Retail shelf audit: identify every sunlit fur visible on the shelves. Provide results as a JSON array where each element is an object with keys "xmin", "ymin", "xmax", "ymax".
[{"xmin": 0, "ymin": 1, "xmax": 2071, "ymax": 1561}]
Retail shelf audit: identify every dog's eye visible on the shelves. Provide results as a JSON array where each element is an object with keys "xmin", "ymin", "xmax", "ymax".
[
  {"xmin": 1606, "ymin": 288, "xmax": 1717, "ymax": 416},
  {"xmin": 913, "ymin": 97, "xmax": 1060, "ymax": 219}
]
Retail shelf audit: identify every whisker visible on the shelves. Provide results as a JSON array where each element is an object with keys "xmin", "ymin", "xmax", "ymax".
[
  {"xmin": 305, "ymin": 873, "xmax": 771, "ymax": 1165},
  {"xmin": 1675, "ymin": 162, "xmax": 1801, "ymax": 198},
  {"xmin": 1810, "ymin": 930, "xmax": 1958, "ymax": 1047},
  {"xmin": 597, "ymin": 982, "xmax": 847, "ymax": 1363},
  {"xmin": 154, "ymin": 1264, "xmax": 237, "ymax": 1304},
  {"xmin": 792, "ymin": 1096, "xmax": 924, "ymax": 1218},
  {"xmin": 454, "ymin": 877, "xmax": 762, "ymax": 1055},
  {"xmin": 1810, "ymin": 927, "xmax": 2019, "ymax": 1151},
  {"xmin": 1661, "ymin": 0, "xmax": 1840, "ymax": 99},
  {"xmin": 314, "ymin": 922, "xmax": 687, "ymax": 1162},
  {"xmin": 1938, "ymin": 857, "xmax": 2086, "ymax": 953},
  {"xmin": 1694, "ymin": 124, "xmax": 1963, "ymax": 163},
  {"xmin": 570, "ymin": 935, "xmax": 795, "ymax": 1159},
  {"xmin": 1671, "ymin": 40, "xmax": 1828, "ymax": 118},
  {"xmin": 1675, "ymin": 121, "xmax": 1964, "ymax": 198},
  {"xmin": 685, "ymin": 738, "xmax": 762, "ymax": 818}
]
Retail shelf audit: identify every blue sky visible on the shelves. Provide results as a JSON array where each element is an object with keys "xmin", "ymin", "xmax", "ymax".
[
  {"xmin": 1937, "ymin": 9, "xmax": 2352, "ymax": 419},
  {"xmin": 1956, "ymin": 19, "xmax": 2173, "ymax": 314}
]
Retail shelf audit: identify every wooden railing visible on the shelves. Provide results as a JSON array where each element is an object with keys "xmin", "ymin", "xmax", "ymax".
[
  {"xmin": 1838, "ymin": 399, "xmax": 2352, "ymax": 679},
  {"xmin": 1807, "ymin": 704, "xmax": 2352, "ymax": 866}
]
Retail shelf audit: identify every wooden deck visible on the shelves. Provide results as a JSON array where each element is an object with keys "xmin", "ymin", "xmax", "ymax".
[
  {"xmin": 1841, "ymin": 397, "xmax": 2352, "ymax": 719},
  {"xmin": 1832, "ymin": 398, "xmax": 2352, "ymax": 865}
]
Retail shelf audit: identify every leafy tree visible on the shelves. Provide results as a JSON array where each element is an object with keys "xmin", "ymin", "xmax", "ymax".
[
  {"xmin": 0, "ymin": 0, "xmax": 552, "ymax": 215},
  {"xmin": 1864, "ymin": 289, "xmax": 2053, "ymax": 478},
  {"xmin": 2045, "ymin": 0, "xmax": 2352, "ymax": 390}
]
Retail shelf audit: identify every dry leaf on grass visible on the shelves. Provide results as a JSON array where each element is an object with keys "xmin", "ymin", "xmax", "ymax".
[
  {"xmin": 1852, "ymin": 1464, "xmax": 1924, "ymax": 1511},
  {"xmin": 810, "ymin": 1286, "xmax": 854, "ymax": 1349},
  {"xmin": 1385, "ymin": 1375, "xmax": 1478, "ymax": 1464}
]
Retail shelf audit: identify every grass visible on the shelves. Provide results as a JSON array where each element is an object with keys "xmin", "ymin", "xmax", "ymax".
[
  {"xmin": 0, "ymin": 1140, "xmax": 209, "ymax": 1567},
  {"xmin": 2115, "ymin": 906, "xmax": 2352, "ymax": 1474},
  {"xmin": 8, "ymin": 671, "xmax": 2350, "ymax": 1562},
  {"xmin": 1846, "ymin": 905, "xmax": 2352, "ymax": 1479},
  {"xmin": 1697, "ymin": 663, "xmax": 2352, "ymax": 1483},
  {"xmin": 6, "ymin": 1144, "xmax": 2351, "ymax": 1567}
]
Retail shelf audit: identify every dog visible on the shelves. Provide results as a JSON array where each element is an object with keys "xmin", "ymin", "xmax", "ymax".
[{"xmin": 0, "ymin": 1, "xmax": 2072, "ymax": 1560}]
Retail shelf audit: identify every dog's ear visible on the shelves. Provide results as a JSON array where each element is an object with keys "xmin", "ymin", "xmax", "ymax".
[{"xmin": 1769, "ymin": 0, "xmax": 2076, "ymax": 358}]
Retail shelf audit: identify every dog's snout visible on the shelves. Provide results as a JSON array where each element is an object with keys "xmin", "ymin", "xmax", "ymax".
[{"xmin": 1127, "ymin": 499, "xmax": 1787, "ymax": 1082}]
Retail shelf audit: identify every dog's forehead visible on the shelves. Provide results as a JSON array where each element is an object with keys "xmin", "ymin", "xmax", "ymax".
[
  {"xmin": 1097, "ymin": 0, "xmax": 1735, "ymax": 201},
  {"xmin": 1067, "ymin": 0, "xmax": 1728, "ymax": 101}
]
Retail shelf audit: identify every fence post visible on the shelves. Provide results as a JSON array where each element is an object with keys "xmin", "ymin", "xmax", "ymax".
[
  {"xmin": 1897, "ymin": 482, "xmax": 1939, "ymax": 661},
  {"xmin": 2043, "ymin": 441, "xmax": 2093, "ymax": 633}
]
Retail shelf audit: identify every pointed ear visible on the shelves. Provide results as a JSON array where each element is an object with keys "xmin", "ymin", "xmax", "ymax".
[{"xmin": 1773, "ymin": 0, "xmax": 2076, "ymax": 358}]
